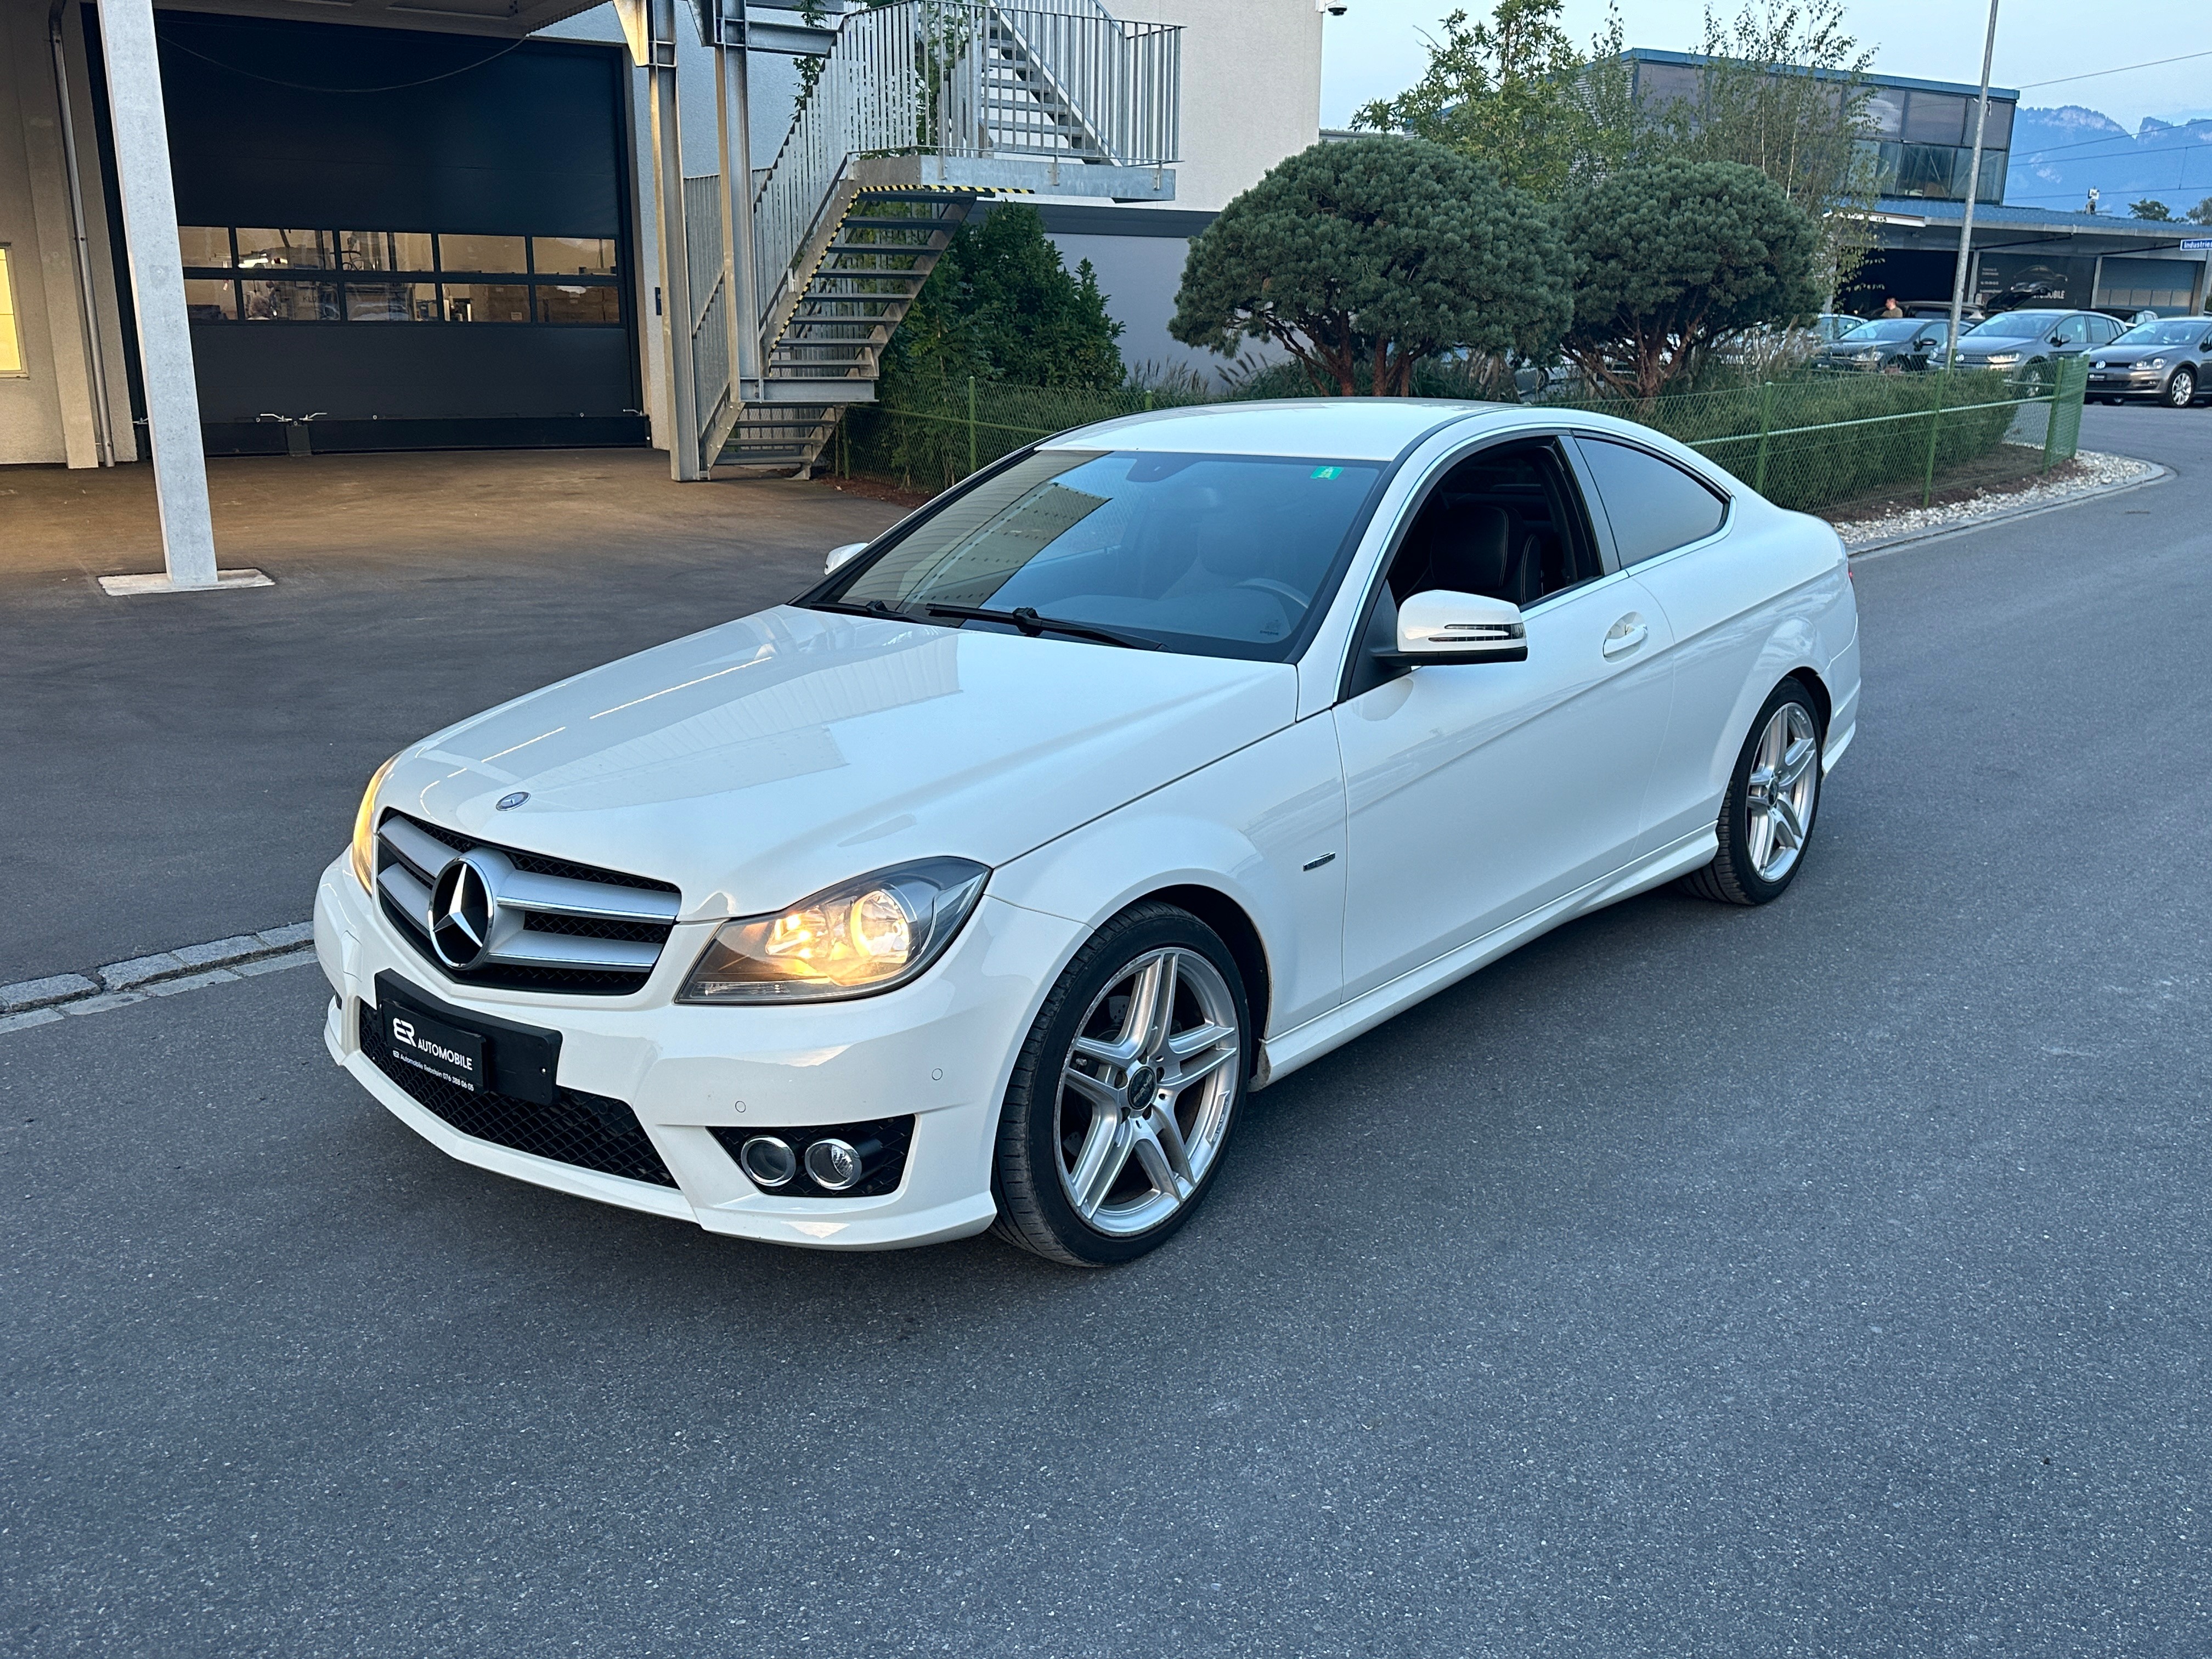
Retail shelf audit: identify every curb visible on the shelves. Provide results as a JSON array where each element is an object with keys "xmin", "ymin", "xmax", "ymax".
[
  {"xmin": 1, "ymin": 922, "xmax": 317, "ymax": 1034},
  {"xmin": 1839, "ymin": 458, "xmax": 2172, "ymax": 560}
]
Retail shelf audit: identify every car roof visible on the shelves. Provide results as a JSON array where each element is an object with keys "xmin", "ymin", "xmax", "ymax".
[{"xmin": 1046, "ymin": 398, "xmax": 1513, "ymax": 462}]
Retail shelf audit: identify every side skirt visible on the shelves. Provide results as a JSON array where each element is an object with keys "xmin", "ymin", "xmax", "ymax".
[{"xmin": 1254, "ymin": 827, "xmax": 1719, "ymax": 1091}]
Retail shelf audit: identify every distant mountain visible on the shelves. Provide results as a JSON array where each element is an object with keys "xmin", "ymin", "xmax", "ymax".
[{"xmin": 2004, "ymin": 103, "xmax": 2212, "ymax": 220}]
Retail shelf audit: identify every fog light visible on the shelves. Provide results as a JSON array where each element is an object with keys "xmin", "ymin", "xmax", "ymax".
[
  {"xmin": 804, "ymin": 1136, "xmax": 883, "ymax": 1192},
  {"xmin": 737, "ymin": 1135, "xmax": 797, "ymax": 1189}
]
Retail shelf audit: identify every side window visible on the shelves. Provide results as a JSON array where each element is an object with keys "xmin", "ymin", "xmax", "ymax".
[
  {"xmin": 2056, "ymin": 315, "xmax": 2090, "ymax": 346},
  {"xmin": 1575, "ymin": 438, "xmax": 1728, "ymax": 565},
  {"xmin": 1386, "ymin": 439, "xmax": 1606, "ymax": 609}
]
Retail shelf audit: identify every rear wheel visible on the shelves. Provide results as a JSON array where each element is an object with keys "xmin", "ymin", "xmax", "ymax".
[
  {"xmin": 2165, "ymin": 366, "xmax": 2197, "ymax": 408},
  {"xmin": 991, "ymin": 904, "xmax": 1249, "ymax": 1266},
  {"xmin": 1678, "ymin": 681, "xmax": 1824, "ymax": 907}
]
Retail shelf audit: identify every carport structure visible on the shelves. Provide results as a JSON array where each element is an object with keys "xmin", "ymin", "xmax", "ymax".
[{"xmin": 0, "ymin": 0, "xmax": 1178, "ymax": 590}]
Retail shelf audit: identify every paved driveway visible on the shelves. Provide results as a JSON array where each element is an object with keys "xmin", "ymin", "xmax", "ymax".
[
  {"xmin": 0, "ymin": 450, "xmax": 900, "ymax": 981},
  {"xmin": 4, "ymin": 410, "xmax": 2208, "ymax": 1655}
]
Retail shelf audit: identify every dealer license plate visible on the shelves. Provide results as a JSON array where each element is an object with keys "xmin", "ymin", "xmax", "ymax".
[{"xmin": 382, "ymin": 1001, "xmax": 487, "ymax": 1092}]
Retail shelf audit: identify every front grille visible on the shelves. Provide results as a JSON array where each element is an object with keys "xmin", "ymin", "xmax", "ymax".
[
  {"xmin": 358, "ymin": 1000, "xmax": 679, "ymax": 1188},
  {"xmin": 374, "ymin": 809, "xmax": 681, "ymax": 996}
]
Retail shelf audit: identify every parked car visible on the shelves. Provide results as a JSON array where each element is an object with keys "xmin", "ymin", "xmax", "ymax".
[
  {"xmin": 1816, "ymin": 317, "xmax": 1953, "ymax": 374},
  {"xmin": 317, "ymin": 402, "xmax": 1861, "ymax": 1265},
  {"xmin": 1950, "ymin": 307, "xmax": 2130, "ymax": 385},
  {"xmin": 2087, "ymin": 315, "xmax": 2212, "ymax": 407}
]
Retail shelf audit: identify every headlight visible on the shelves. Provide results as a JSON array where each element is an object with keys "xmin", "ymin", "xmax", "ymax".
[
  {"xmin": 1982, "ymin": 352, "xmax": 2019, "ymax": 365},
  {"xmin": 678, "ymin": 858, "xmax": 989, "ymax": 1004},
  {"xmin": 349, "ymin": 754, "xmax": 398, "ymax": 890},
  {"xmin": 2149, "ymin": 358, "xmax": 2166, "ymax": 370}
]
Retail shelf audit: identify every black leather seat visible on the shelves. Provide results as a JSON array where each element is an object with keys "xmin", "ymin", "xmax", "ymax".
[{"xmin": 1419, "ymin": 501, "xmax": 1542, "ymax": 606}]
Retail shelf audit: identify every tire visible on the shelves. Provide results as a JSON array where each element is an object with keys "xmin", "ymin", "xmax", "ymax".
[
  {"xmin": 991, "ymin": 903, "xmax": 1251, "ymax": 1266},
  {"xmin": 2165, "ymin": 366, "xmax": 2197, "ymax": 409},
  {"xmin": 1677, "ymin": 680, "xmax": 1825, "ymax": 907}
]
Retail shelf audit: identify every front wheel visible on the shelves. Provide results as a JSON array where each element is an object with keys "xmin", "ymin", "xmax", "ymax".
[
  {"xmin": 991, "ymin": 904, "xmax": 1249, "ymax": 1266},
  {"xmin": 1678, "ymin": 681, "xmax": 1824, "ymax": 906},
  {"xmin": 2165, "ymin": 366, "xmax": 2197, "ymax": 408}
]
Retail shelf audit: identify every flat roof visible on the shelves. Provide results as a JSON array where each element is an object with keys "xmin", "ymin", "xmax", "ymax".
[
  {"xmin": 1623, "ymin": 47, "xmax": 2019, "ymax": 104},
  {"xmin": 1876, "ymin": 197, "xmax": 2212, "ymax": 248}
]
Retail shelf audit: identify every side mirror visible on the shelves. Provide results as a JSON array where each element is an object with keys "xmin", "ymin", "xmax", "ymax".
[
  {"xmin": 824, "ymin": 541, "xmax": 868, "ymax": 574},
  {"xmin": 1380, "ymin": 589, "xmax": 1528, "ymax": 665}
]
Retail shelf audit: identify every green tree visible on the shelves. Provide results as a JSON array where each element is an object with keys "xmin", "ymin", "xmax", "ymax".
[
  {"xmin": 1348, "ymin": 0, "xmax": 1622, "ymax": 198},
  {"xmin": 1560, "ymin": 157, "xmax": 1822, "ymax": 400},
  {"xmin": 874, "ymin": 204, "xmax": 1123, "ymax": 398},
  {"xmin": 1169, "ymin": 138, "xmax": 1569, "ymax": 397},
  {"xmin": 2129, "ymin": 198, "xmax": 2174, "ymax": 221},
  {"xmin": 1642, "ymin": 1, "xmax": 1876, "ymax": 295},
  {"xmin": 2190, "ymin": 196, "xmax": 2212, "ymax": 226}
]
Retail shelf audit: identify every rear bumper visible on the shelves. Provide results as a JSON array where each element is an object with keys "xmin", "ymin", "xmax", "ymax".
[{"xmin": 314, "ymin": 856, "xmax": 1082, "ymax": 1249}]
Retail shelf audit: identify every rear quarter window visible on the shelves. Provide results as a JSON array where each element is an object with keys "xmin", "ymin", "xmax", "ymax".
[{"xmin": 1576, "ymin": 438, "xmax": 1729, "ymax": 565}]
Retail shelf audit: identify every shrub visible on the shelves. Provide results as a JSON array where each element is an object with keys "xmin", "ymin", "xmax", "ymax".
[{"xmin": 1170, "ymin": 137, "xmax": 1570, "ymax": 396}]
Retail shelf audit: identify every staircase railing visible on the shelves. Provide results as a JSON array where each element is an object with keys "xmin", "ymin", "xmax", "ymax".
[{"xmin": 749, "ymin": 0, "xmax": 1181, "ymax": 335}]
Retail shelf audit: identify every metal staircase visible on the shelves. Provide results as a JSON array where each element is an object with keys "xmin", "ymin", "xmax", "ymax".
[{"xmin": 685, "ymin": 0, "xmax": 1181, "ymax": 476}]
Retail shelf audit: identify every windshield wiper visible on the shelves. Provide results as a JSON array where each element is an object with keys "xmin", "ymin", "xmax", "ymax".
[
  {"xmin": 807, "ymin": 597, "xmax": 933, "ymax": 623},
  {"xmin": 923, "ymin": 603, "xmax": 1160, "ymax": 651}
]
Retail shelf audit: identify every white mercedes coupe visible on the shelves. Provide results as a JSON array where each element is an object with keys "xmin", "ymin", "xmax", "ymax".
[{"xmin": 314, "ymin": 400, "xmax": 1860, "ymax": 1265}]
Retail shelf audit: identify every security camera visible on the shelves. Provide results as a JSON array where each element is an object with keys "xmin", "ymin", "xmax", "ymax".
[{"xmin": 1318, "ymin": 0, "xmax": 1347, "ymax": 13}]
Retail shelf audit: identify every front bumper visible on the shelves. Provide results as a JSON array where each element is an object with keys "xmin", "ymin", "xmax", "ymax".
[
  {"xmin": 2089, "ymin": 370, "xmax": 2163, "ymax": 397},
  {"xmin": 314, "ymin": 857, "xmax": 1082, "ymax": 1249}
]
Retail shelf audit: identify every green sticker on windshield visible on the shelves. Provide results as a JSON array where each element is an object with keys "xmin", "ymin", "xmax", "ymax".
[{"xmin": 1311, "ymin": 466, "xmax": 1342, "ymax": 479}]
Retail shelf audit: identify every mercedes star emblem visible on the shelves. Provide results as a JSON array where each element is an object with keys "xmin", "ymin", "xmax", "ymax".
[
  {"xmin": 428, "ymin": 854, "xmax": 501, "ymax": 971},
  {"xmin": 495, "ymin": 791, "xmax": 530, "ymax": 811}
]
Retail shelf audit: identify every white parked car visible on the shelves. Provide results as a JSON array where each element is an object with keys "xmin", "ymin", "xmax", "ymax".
[{"xmin": 315, "ymin": 401, "xmax": 1860, "ymax": 1266}]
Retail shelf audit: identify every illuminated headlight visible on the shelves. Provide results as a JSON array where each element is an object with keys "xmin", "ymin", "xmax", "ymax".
[
  {"xmin": 1982, "ymin": 352, "xmax": 2020, "ymax": 366},
  {"xmin": 679, "ymin": 858, "xmax": 989, "ymax": 1003},
  {"xmin": 1855, "ymin": 349, "xmax": 1880, "ymax": 362},
  {"xmin": 349, "ymin": 754, "xmax": 399, "ymax": 890}
]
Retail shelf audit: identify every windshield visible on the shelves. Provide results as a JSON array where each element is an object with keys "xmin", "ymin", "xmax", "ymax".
[
  {"xmin": 816, "ymin": 449, "xmax": 1387, "ymax": 660},
  {"xmin": 1839, "ymin": 320, "xmax": 1924, "ymax": 342},
  {"xmin": 1966, "ymin": 312, "xmax": 2058, "ymax": 338},
  {"xmin": 2115, "ymin": 319, "xmax": 2208, "ymax": 346}
]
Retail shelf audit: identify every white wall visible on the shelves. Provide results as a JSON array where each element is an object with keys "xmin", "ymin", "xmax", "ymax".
[{"xmin": 1106, "ymin": 0, "xmax": 1322, "ymax": 214}]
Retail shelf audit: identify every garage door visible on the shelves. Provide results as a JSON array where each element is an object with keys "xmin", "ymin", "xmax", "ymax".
[{"xmin": 102, "ymin": 10, "xmax": 644, "ymax": 455}]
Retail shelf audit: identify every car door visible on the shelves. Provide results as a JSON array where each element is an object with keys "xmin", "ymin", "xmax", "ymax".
[
  {"xmin": 1331, "ymin": 436, "xmax": 1676, "ymax": 1001},
  {"xmin": 1569, "ymin": 434, "xmax": 1771, "ymax": 853}
]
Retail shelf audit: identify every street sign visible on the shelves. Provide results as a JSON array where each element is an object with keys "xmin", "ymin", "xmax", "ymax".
[{"xmin": 2181, "ymin": 238, "xmax": 2212, "ymax": 250}]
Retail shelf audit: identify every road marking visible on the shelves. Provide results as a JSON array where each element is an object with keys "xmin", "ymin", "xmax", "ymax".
[{"xmin": 0, "ymin": 927, "xmax": 317, "ymax": 1037}]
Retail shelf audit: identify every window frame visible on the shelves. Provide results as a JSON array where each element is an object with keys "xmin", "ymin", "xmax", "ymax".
[
  {"xmin": 1566, "ymin": 432, "xmax": 1735, "ymax": 574},
  {"xmin": 177, "ymin": 224, "xmax": 624, "ymax": 327},
  {"xmin": 0, "ymin": 245, "xmax": 28, "ymax": 377},
  {"xmin": 1332, "ymin": 430, "xmax": 1622, "ymax": 706}
]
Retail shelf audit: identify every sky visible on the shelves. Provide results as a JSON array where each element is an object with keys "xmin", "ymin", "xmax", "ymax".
[{"xmin": 1319, "ymin": 0, "xmax": 2211, "ymax": 133}]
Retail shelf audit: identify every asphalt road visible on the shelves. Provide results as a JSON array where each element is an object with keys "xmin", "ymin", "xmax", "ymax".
[{"xmin": 4, "ymin": 407, "xmax": 2208, "ymax": 1656}]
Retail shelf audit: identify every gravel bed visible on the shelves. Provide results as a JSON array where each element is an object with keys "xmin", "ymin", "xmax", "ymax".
[{"xmin": 1829, "ymin": 449, "xmax": 2159, "ymax": 549}]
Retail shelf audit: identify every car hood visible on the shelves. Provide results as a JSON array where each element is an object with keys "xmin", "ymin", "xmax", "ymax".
[
  {"xmin": 2089, "ymin": 346, "xmax": 2168, "ymax": 364},
  {"xmin": 1955, "ymin": 340, "xmax": 2036, "ymax": 356},
  {"xmin": 383, "ymin": 605, "xmax": 1297, "ymax": 918}
]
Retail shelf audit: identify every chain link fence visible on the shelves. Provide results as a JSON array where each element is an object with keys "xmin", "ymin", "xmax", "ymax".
[{"xmin": 839, "ymin": 359, "xmax": 2090, "ymax": 515}]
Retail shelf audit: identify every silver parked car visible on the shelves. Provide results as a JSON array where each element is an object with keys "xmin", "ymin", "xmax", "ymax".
[{"xmin": 2087, "ymin": 316, "xmax": 2212, "ymax": 407}]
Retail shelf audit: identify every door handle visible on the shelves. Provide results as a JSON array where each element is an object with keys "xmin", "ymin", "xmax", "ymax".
[{"xmin": 1602, "ymin": 615, "xmax": 1649, "ymax": 658}]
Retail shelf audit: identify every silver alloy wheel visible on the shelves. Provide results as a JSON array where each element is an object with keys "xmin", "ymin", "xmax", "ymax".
[
  {"xmin": 1743, "ymin": 702, "xmax": 1820, "ymax": 883},
  {"xmin": 2168, "ymin": 368, "xmax": 2196, "ymax": 408},
  {"xmin": 1055, "ymin": 946, "xmax": 1241, "ymax": 1237}
]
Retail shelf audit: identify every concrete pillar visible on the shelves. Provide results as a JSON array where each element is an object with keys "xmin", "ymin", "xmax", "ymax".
[{"xmin": 92, "ymin": 0, "xmax": 264, "ymax": 595}]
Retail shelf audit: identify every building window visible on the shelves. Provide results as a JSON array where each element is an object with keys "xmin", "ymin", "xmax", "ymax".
[
  {"xmin": 179, "ymin": 224, "xmax": 622, "ymax": 327},
  {"xmin": 0, "ymin": 246, "xmax": 24, "ymax": 375}
]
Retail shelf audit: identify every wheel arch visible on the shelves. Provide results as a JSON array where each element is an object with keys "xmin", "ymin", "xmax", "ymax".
[
  {"xmin": 1787, "ymin": 664, "xmax": 1832, "ymax": 738},
  {"xmin": 1132, "ymin": 882, "xmax": 1272, "ymax": 1047}
]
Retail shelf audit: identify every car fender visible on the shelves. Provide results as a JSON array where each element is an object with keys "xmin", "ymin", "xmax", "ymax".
[
  {"xmin": 988, "ymin": 716, "xmax": 1348, "ymax": 1039},
  {"xmin": 1694, "ymin": 613, "xmax": 1834, "ymax": 802}
]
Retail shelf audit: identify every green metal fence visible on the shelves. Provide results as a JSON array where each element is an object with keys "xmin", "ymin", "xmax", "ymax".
[{"xmin": 840, "ymin": 359, "xmax": 2089, "ymax": 515}]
